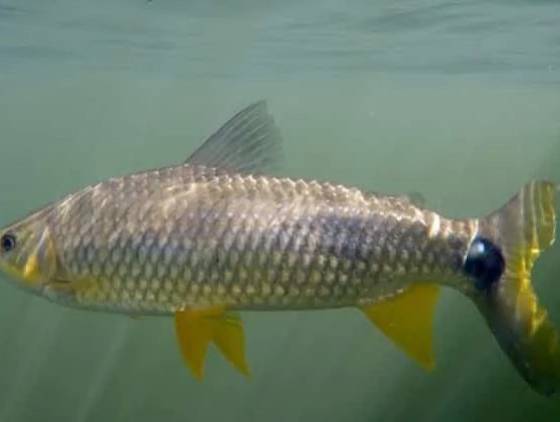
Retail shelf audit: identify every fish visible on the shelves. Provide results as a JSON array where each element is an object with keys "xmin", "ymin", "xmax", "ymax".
[{"xmin": 0, "ymin": 101, "xmax": 559, "ymax": 396}]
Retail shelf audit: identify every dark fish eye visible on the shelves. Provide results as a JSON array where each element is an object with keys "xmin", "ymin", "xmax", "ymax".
[
  {"xmin": 464, "ymin": 237, "xmax": 505, "ymax": 291},
  {"xmin": 1, "ymin": 233, "xmax": 16, "ymax": 253}
]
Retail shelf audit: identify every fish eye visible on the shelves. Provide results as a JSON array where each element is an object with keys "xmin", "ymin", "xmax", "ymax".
[
  {"xmin": 464, "ymin": 237, "xmax": 505, "ymax": 291},
  {"xmin": 1, "ymin": 233, "xmax": 16, "ymax": 253}
]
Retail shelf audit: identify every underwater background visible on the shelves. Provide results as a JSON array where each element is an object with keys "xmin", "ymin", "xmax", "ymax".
[{"xmin": 1, "ymin": 0, "xmax": 560, "ymax": 421}]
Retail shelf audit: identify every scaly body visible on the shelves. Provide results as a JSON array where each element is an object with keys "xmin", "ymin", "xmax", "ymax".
[
  {"xmin": 1, "ymin": 101, "xmax": 559, "ymax": 395},
  {"xmin": 44, "ymin": 165, "xmax": 474, "ymax": 313}
]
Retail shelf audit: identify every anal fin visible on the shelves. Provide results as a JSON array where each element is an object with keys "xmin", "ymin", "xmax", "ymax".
[
  {"xmin": 361, "ymin": 283, "xmax": 440, "ymax": 370},
  {"xmin": 174, "ymin": 307, "xmax": 250, "ymax": 380}
]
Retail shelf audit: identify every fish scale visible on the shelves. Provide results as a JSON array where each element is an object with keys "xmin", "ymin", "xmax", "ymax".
[{"xmin": 40, "ymin": 164, "xmax": 471, "ymax": 313}]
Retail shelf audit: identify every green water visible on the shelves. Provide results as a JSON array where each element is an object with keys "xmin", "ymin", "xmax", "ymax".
[{"xmin": 1, "ymin": 1, "xmax": 560, "ymax": 421}]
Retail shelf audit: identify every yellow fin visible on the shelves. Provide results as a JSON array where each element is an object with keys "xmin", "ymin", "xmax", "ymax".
[
  {"xmin": 23, "ymin": 253, "xmax": 40, "ymax": 282},
  {"xmin": 362, "ymin": 283, "xmax": 440, "ymax": 370},
  {"xmin": 174, "ymin": 307, "xmax": 250, "ymax": 380},
  {"xmin": 175, "ymin": 309, "xmax": 214, "ymax": 380},
  {"xmin": 212, "ymin": 312, "xmax": 250, "ymax": 376},
  {"xmin": 22, "ymin": 228, "xmax": 57, "ymax": 284}
]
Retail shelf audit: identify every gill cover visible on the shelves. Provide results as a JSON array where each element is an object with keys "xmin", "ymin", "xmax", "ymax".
[
  {"xmin": 0, "ymin": 210, "xmax": 57, "ymax": 290},
  {"xmin": 474, "ymin": 181, "xmax": 559, "ymax": 396}
]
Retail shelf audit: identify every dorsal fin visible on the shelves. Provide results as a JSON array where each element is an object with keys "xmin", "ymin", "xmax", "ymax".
[
  {"xmin": 404, "ymin": 191, "xmax": 426, "ymax": 208},
  {"xmin": 185, "ymin": 101, "xmax": 282, "ymax": 174}
]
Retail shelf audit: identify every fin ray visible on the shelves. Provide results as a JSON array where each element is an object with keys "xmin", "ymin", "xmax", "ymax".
[
  {"xmin": 185, "ymin": 101, "xmax": 282, "ymax": 174},
  {"xmin": 475, "ymin": 181, "xmax": 560, "ymax": 396},
  {"xmin": 212, "ymin": 312, "xmax": 250, "ymax": 376},
  {"xmin": 174, "ymin": 310, "xmax": 213, "ymax": 380},
  {"xmin": 174, "ymin": 307, "xmax": 250, "ymax": 379},
  {"xmin": 362, "ymin": 283, "xmax": 440, "ymax": 370}
]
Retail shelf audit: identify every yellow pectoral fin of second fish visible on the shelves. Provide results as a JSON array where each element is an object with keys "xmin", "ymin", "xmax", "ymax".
[
  {"xmin": 362, "ymin": 283, "xmax": 440, "ymax": 371},
  {"xmin": 174, "ymin": 307, "xmax": 250, "ymax": 380}
]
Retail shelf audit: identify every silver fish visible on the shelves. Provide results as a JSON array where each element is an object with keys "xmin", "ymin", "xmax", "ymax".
[{"xmin": 0, "ymin": 101, "xmax": 559, "ymax": 394}]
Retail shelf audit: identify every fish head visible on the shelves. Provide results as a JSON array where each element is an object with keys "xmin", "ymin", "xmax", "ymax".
[{"xmin": 0, "ymin": 209, "xmax": 58, "ymax": 295}]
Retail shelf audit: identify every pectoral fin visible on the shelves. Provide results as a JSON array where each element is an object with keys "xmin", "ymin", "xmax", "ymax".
[
  {"xmin": 362, "ymin": 283, "xmax": 440, "ymax": 370},
  {"xmin": 212, "ymin": 312, "xmax": 250, "ymax": 376},
  {"xmin": 174, "ymin": 307, "xmax": 250, "ymax": 380}
]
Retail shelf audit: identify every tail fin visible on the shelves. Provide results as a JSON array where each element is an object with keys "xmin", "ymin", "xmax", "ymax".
[{"xmin": 475, "ymin": 181, "xmax": 559, "ymax": 396}]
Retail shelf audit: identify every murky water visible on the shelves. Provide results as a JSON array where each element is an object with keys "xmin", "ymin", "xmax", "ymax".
[{"xmin": 1, "ymin": 1, "xmax": 560, "ymax": 421}]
